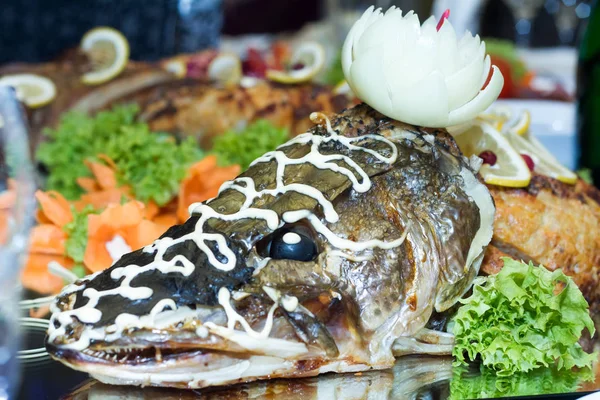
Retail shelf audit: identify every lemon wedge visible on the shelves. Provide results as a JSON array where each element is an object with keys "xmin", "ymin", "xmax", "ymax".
[
  {"xmin": 266, "ymin": 42, "xmax": 325, "ymax": 84},
  {"xmin": 162, "ymin": 59, "xmax": 187, "ymax": 78},
  {"xmin": 0, "ymin": 74, "xmax": 57, "ymax": 108},
  {"xmin": 80, "ymin": 27, "xmax": 130, "ymax": 85},
  {"xmin": 503, "ymin": 113, "xmax": 577, "ymax": 184},
  {"xmin": 208, "ymin": 53, "xmax": 242, "ymax": 87},
  {"xmin": 453, "ymin": 122, "xmax": 531, "ymax": 188},
  {"xmin": 333, "ymin": 80, "xmax": 354, "ymax": 96},
  {"xmin": 508, "ymin": 110, "xmax": 531, "ymax": 136}
]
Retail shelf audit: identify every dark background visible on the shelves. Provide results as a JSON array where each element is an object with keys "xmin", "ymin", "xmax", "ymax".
[{"xmin": 0, "ymin": 0, "xmax": 322, "ymax": 64}]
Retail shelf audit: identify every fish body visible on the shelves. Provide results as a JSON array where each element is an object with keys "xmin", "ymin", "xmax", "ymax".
[
  {"xmin": 46, "ymin": 104, "xmax": 494, "ymax": 388},
  {"xmin": 0, "ymin": 52, "xmax": 352, "ymax": 149}
]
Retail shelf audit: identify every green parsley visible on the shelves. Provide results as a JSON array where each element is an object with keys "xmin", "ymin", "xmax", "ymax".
[
  {"xmin": 63, "ymin": 205, "xmax": 98, "ymax": 265},
  {"xmin": 211, "ymin": 119, "xmax": 288, "ymax": 170},
  {"xmin": 37, "ymin": 104, "xmax": 204, "ymax": 205}
]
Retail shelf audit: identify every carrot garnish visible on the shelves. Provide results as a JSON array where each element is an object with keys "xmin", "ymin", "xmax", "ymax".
[
  {"xmin": 177, "ymin": 156, "xmax": 240, "ymax": 222},
  {"xmin": 35, "ymin": 191, "xmax": 73, "ymax": 228}
]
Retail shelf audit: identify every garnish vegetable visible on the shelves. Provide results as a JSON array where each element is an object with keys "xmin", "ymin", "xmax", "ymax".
[
  {"xmin": 37, "ymin": 104, "xmax": 203, "ymax": 205},
  {"xmin": 212, "ymin": 119, "xmax": 288, "ymax": 170},
  {"xmin": 449, "ymin": 258, "xmax": 596, "ymax": 376},
  {"xmin": 450, "ymin": 364, "xmax": 593, "ymax": 400}
]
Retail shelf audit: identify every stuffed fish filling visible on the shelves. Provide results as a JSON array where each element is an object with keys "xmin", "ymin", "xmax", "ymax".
[{"xmin": 46, "ymin": 104, "xmax": 494, "ymax": 389}]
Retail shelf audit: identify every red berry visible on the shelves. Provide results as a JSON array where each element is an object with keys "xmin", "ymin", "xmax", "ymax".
[
  {"xmin": 242, "ymin": 48, "xmax": 267, "ymax": 78},
  {"xmin": 521, "ymin": 154, "xmax": 535, "ymax": 171},
  {"xmin": 291, "ymin": 62, "xmax": 305, "ymax": 71},
  {"xmin": 479, "ymin": 150, "xmax": 497, "ymax": 166}
]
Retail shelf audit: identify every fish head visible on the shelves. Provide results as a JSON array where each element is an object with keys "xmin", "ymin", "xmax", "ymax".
[{"xmin": 46, "ymin": 105, "xmax": 494, "ymax": 388}]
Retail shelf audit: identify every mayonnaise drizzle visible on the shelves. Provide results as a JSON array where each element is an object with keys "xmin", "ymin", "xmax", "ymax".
[{"xmin": 48, "ymin": 112, "xmax": 403, "ymax": 350}]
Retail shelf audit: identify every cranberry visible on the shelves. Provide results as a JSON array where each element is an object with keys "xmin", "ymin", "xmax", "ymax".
[
  {"xmin": 242, "ymin": 48, "xmax": 267, "ymax": 78},
  {"xmin": 479, "ymin": 150, "xmax": 497, "ymax": 166},
  {"xmin": 521, "ymin": 154, "xmax": 535, "ymax": 171},
  {"xmin": 291, "ymin": 62, "xmax": 305, "ymax": 71}
]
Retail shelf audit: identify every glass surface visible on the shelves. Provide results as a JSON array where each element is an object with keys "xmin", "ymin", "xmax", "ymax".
[
  {"xmin": 0, "ymin": 87, "xmax": 36, "ymax": 399},
  {"xmin": 15, "ymin": 350, "xmax": 600, "ymax": 400}
]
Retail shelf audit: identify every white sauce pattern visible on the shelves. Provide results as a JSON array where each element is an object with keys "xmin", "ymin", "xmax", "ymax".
[{"xmin": 48, "ymin": 112, "xmax": 405, "ymax": 351}]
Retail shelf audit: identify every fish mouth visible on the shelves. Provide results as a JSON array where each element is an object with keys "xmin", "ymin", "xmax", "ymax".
[{"xmin": 46, "ymin": 287, "xmax": 374, "ymax": 388}]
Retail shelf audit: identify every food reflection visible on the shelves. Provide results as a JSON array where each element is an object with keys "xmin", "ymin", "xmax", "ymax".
[{"xmin": 63, "ymin": 356, "xmax": 452, "ymax": 400}]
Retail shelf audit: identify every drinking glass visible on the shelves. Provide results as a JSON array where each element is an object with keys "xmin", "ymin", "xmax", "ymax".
[
  {"xmin": 0, "ymin": 86, "xmax": 36, "ymax": 399},
  {"xmin": 505, "ymin": 0, "xmax": 546, "ymax": 45}
]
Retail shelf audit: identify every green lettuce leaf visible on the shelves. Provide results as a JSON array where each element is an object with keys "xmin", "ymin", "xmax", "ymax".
[
  {"xmin": 211, "ymin": 119, "xmax": 288, "ymax": 170},
  {"xmin": 449, "ymin": 258, "xmax": 596, "ymax": 376},
  {"xmin": 37, "ymin": 104, "xmax": 204, "ymax": 205},
  {"xmin": 450, "ymin": 364, "xmax": 593, "ymax": 399}
]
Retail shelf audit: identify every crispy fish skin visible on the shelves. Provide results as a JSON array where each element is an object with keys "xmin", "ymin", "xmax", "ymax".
[
  {"xmin": 482, "ymin": 175, "xmax": 600, "ymax": 322},
  {"xmin": 46, "ymin": 104, "xmax": 493, "ymax": 388}
]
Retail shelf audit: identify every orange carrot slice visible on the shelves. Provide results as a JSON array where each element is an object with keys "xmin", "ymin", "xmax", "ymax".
[
  {"xmin": 21, "ymin": 254, "xmax": 73, "ymax": 294},
  {"xmin": 85, "ymin": 159, "xmax": 117, "ymax": 190},
  {"xmin": 153, "ymin": 213, "xmax": 178, "ymax": 230},
  {"xmin": 79, "ymin": 188, "xmax": 130, "ymax": 210},
  {"xmin": 77, "ymin": 177, "xmax": 100, "ymax": 193},
  {"xmin": 125, "ymin": 219, "xmax": 164, "ymax": 250},
  {"xmin": 35, "ymin": 191, "xmax": 73, "ymax": 228},
  {"xmin": 177, "ymin": 159, "xmax": 240, "ymax": 222},
  {"xmin": 29, "ymin": 224, "xmax": 67, "ymax": 255},
  {"xmin": 83, "ymin": 237, "xmax": 115, "ymax": 273}
]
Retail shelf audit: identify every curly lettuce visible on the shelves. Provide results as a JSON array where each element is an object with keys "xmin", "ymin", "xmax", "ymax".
[
  {"xmin": 37, "ymin": 104, "xmax": 203, "ymax": 205},
  {"xmin": 450, "ymin": 364, "xmax": 593, "ymax": 399},
  {"xmin": 211, "ymin": 119, "xmax": 288, "ymax": 170},
  {"xmin": 449, "ymin": 258, "xmax": 596, "ymax": 376}
]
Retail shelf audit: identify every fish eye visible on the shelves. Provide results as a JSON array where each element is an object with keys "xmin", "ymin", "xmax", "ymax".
[{"xmin": 257, "ymin": 226, "xmax": 318, "ymax": 262}]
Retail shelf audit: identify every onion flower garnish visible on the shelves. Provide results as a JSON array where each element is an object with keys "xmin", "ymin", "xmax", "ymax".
[{"xmin": 342, "ymin": 6, "xmax": 504, "ymax": 127}]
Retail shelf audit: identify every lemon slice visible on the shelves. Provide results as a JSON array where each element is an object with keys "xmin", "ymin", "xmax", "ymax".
[
  {"xmin": 208, "ymin": 53, "xmax": 242, "ymax": 87},
  {"xmin": 266, "ymin": 42, "xmax": 325, "ymax": 84},
  {"xmin": 80, "ymin": 27, "xmax": 130, "ymax": 85},
  {"xmin": 453, "ymin": 122, "xmax": 531, "ymax": 187},
  {"xmin": 0, "ymin": 74, "xmax": 56, "ymax": 108},
  {"xmin": 508, "ymin": 110, "xmax": 531, "ymax": 136},
  {"xmin": 333, "ymin": 80, "xmax": 354, "ymax": 96},
  {"xmin": 478, "ymin": 106, "xmax": 512, "ymax": 131},
  {"xmin": 162, "ymin": 59, "xmax": 187, "ymax": 78},
  {"xmin": 504, "ymin": 128, "xmax": 578, "ymax": 184}
]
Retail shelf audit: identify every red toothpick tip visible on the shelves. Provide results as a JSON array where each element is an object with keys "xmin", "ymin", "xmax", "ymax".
[{"xmin": 436, "ymin": 9, "xmax": 450, "ymax": 31}]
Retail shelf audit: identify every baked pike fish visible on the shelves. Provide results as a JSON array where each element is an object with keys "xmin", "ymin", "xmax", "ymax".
[{"xmin": 46, "ymin": 104, "xmax": 494, "ymax": 389}]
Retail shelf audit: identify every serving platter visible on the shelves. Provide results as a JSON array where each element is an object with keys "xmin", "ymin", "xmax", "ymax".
[
  {"xmin": 5, "ymin": 7, "xmax": 600, "ymax": 399},
  {"xmin": 15, "ymin": 322, "xmax": 600, "ymax": 400}
]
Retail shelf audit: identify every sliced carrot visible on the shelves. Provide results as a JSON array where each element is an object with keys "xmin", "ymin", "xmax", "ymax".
[
  {"xmin": 202, "ymin": 165, "xmax": 241, "ymax": 189},
  {"xmin": 35, "ymin": 191, "xmax": 73, "ymax": 228},
  {"xmin": 79, "ymin": 188, "xmax": 131, "ymax": 210},
  {"xmin": 84, "ymin": 159, "xmax": 117, "ymax": 190},
  {"xmin": 21, "ymin": 254, "xmax": 73, "ymax": 294},
  {"xmin": 190, "ymin": 155, "xmax": 218, "ymax": 175},
  {"xmin": 125, "ymin": 219, "xmax": 165, "ymax": 250},
  {"xmin": 153, "ymin": 213, "xmax": 178, "ymax": 230},
  {"xmin": 29, "ymin": 224, "xmax": 67, "ymax": 255},
  {"xmin": 83, "ymin": 236, "xmax": 115, "ymax": 273},
  {"xmin": 96, "ymin": 154, "xmax": 118, "ymax": 170},
  {"xmin": 145, "ymin": 200, "xmax": 160, "ymax": 220},
  {"xmin": 177, "ymin": 160, "xmax": 240, "ymax": 222},
  {"xmin": 77, "ymin": 177, "xmax": 100, "ymax": 193}
]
